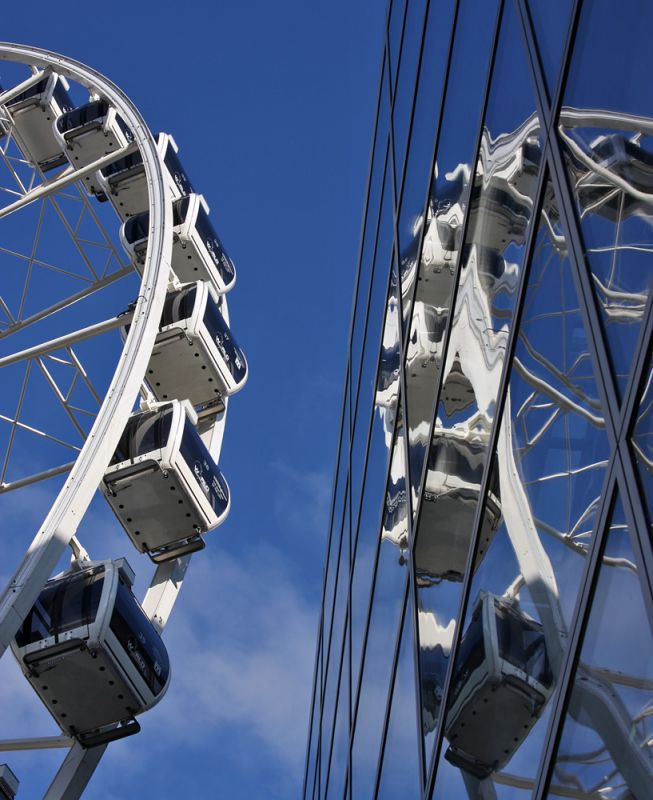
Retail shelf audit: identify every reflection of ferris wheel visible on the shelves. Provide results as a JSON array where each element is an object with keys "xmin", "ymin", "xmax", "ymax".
[{"xmin": 0, "ymin": 44, "xmax": 246, "ymax": 797}]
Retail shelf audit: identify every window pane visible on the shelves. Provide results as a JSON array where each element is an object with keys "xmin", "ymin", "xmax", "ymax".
[
  {"xmin": 391, "ymin": 0, "xmax": 428, "ymax": 197},
  {"xmin": 352, "ymin": 405, "xmax": 409, "ymax": 797},
  {"xmin": 351, "ymin": 65, "xmax": 391, "ymax": 394},
  {"xmin": 377, "ymin": 599, "xmax": 421, "ymax": 799},
  {"xmin": 404, "ymin": 0, "xmax": 500, "ymax": 515},
  {"xmin": 525, "ymin": 0, "xmax": 574, "ymax": 100},
  {"xmin": 632, "ymin": 349, "xmax": 653, "ymax": 531},
  {"xmin": 558, "ymin": 0, "xmax": 653, "ymax": 398},
  {"xmin": 546, "ymin": 495, "xmax": 653, "ymax": 799},
  {"xmin": 416, "ymin": 0, "xmax": 542, "ymax": 769},
  {"xmin": 352, "ymin": 264, "xmax": 401, "ymax": 694}
]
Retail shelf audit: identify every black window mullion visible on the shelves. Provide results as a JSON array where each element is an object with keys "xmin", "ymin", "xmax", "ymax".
[{"xmin": 371, "ymin": 578, "xmax": 410, "ymax": 798}]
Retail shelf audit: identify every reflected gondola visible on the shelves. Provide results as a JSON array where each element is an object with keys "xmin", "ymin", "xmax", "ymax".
[
  {"xmin": 102, "ymin": 399, "xmax": 230, "ymax": 562},
  {"xmin": 2, "ymin": 72, "xmax": 74, "ymax": 171},
  {"xmin": 97, "ymin": 132, "xmax": 194, "ymax": 219},
  {"xmin": 54, "ymin": 100, "xmax": 134, "ymax": 197},
  {"xmin": 121, "ymin": 194, "xmax": 236, "ymax": 295},
  {"xmin": 144, "ymin": 281, "xmax": 248, "ymax": 410},
  {"xmin": 444, "ymin": 593, "xmax": 553, "ymax": 778},
  {"xmin": 416, "ymin": 428, "xmax": 501, "ymax": 584},
  {"xmin": 12, "ymin": 559, "xmax": 170, "ymax": 747}
]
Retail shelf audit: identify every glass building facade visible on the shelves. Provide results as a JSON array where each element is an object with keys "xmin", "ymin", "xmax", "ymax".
[{"xmin": 304, "ymin": 0, "xmax": 653, "ymax": 797}]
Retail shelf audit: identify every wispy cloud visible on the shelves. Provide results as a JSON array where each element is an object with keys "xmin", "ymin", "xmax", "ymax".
[{"xmin": 100, "ymin": 545, "xmax": 318, "ymax": 795}]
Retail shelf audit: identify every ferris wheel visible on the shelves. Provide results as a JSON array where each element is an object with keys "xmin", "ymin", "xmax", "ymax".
[{"xmin": 0, "ymin": 44, "xmax": 247, "ymax": 798}]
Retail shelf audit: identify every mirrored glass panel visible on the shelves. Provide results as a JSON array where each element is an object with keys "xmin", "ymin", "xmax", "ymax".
[
  {"xmin": 320, "ymin": 487, "xmax": 350, "ymax": 798},
  {"xmin": 326, "ymin": 631, "xmax": 349, "ymax": 800},
  {"xmin": 558, "ymin": 0, "xmax": 653, "ymax": 398},
  {"xmin": 525, "ymin": 0, "xmax": 574, "ymax": 101},
  {"xmin": 388, "ymin": 0, "xmax": 407, "ymax": 96},
  {"xmin": 632, "ymin": 348, "xmax": 653, "ymax": 531},
  {"xmin": 352, "ymin": 167, "xmax": 397, "ymax": 522},
  {"xmin": 391, "ymin": 0, "xmax": 428, "ymax": 195},
  {"xmin": 546, "ymin": 495, "xmax": 653, "ymax": 799},
  {"xmin": 377, "ymin": 599, "xmax": 422, "ymax": 799},
  {"xmin": 414, "ymin": 0, "xmax": 542, "ymax": 767},
  {"xmin": 351, "ymin": 65, "xmax": 391, "ymax": 395},
  {"xmin": 352, "ymin": 259, "xmax": 401, "ymax": 693},
  {"xmin": 433, "ymin": 173, "xmax": 610, "ymax": 797},
  {"xmin": 352, "ymin": 404, "xmax": 409, "ymax": 798},
  {"xmin": 403, "ymin": 0, "xmax": 500, "ymax": 512}
]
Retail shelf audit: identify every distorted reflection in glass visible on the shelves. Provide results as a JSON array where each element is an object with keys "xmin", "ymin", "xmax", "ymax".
[
  {"xmin": 558, "ymin": 0, "xmax": 653, "ymax": 397},
  {"xmin": 631, "ymin": 349, "xmax": 653, "ymax": 531},
  {"xmin": 403, "ymin": 0, "xmax": 500, "ymax": 511},
  {"xmin": 547, "ymin": 497, "xmax": 653, "ymax": 799},
  {"xmin": 352, "ymin": 257, "xmax": 402, "ymax": 694},
  {"xmin": 433, "ymin": 177, "xmax": 609, "ymax": 798},
  {"xmin": 558, "ymin": 115, "xmax": 653, "ymax": 397},
  {"xmin": 376, "ymin": 254, "xmax": 402, "ymax": 451},
  {"xmin": 414, "ymin": 0, "xmax": 543, "ymax": 767},
  {"xmin": 405, "ymin": 163, "xmax": 467, "ymax": 513}
]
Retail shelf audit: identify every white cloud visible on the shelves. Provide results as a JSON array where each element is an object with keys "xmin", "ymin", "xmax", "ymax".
[{"xmin": 106, "ymin": 545, "xmax": 318, "ymax": 787}]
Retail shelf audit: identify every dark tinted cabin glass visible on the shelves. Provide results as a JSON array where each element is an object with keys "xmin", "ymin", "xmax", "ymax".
[
  {"xmin": 160, "ymin": 285, "xmax": 197, "ymax": 328},
  {"xmin": 15, "ymin": 566, "xmax": 105, "ymax": 647},
  {"xmin": 203, "ymin": 295, "xmax": 247, "ymax": 385},
  {"xmin": 179, "ymin": 417, "xmax": 230, "ymax": 517},
  {"xmin": 110, "ymin": 578, "xmax": 169, "ymax": 696},
  {"xmin": 56, "ymin": 100, "xmax": 109, "ymax": 134},
  {"xmin": 194, "ymin": 204, "xmax": 236, "ymax": 289},
  {"xmin": 113, "ymin": 408, "xmax": 173, "ymax": 462},
  {"xmin": 123, "ymin": 211, "xmax": 149, "ymax": 245},
  {"xmin": 6, "ymin": 76, "xmax": 48, "ymax": 107},
  {"xmin": 163, "ymin": 143, "xmax": 194, "ymax": 195}
]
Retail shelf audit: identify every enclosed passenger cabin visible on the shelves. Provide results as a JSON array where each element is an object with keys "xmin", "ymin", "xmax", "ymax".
[
  {"xmin": 102, "ymin": 399, "xmax": 230, "ymax": 562},
  {"xmin": 54, "ymin": 100, "xmax": 133, "ymax": 197},
  {"xmin": 145, "ymin": 282, "xmax": 247, "ymax": 410},
  {"xmin": 11, "ymin": 559, "xmax": 169, "ymax": 747},
  {"xmin": 444, "ymin": 593, "xmax": 553, "ymax": 778},
  {"xmin": 2, "ymin": 73, "xmax": 74, "ymax": 171},
  {"xmin": 415, "ymin": 429, "xmax": 501, "ymax": 584},
  {"xmin": 121, "ymin": 194, "xmax": 236, "ymax": 295},
  {"xmin": 97, "ymin": 132, "xmax": 194, "ymax": 220}
]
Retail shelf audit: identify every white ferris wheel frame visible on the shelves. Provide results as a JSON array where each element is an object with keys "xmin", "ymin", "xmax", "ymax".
[{"xmin": 0, "ymin": 42, "xmax": 203, "ymax": 798}]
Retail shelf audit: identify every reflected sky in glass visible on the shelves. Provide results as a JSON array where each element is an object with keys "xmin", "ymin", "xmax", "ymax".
[{"xmin": 547, "ymin": 495, "xmax": 653, "ymax": 799}]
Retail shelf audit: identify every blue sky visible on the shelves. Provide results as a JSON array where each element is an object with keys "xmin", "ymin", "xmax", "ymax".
[{"xmin": 0, "ymin": 1, "xmax": 386, "ymax": 796}]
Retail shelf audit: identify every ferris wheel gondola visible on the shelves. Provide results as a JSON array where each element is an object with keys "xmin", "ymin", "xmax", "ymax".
[
  {"xmin": 2, "ymin": 71, "xmax": 74, "ymax": 171},
  {"xmin": 102, "ymin": 399, "xmax": 230, "ymax": 563},
  {"xmin": 12, "ymin": 559, "xmax": 170, "ymax": 748},
  {"xmin": 97, "ymin": 132, "xmax": 194, "ymax": 219},
  {"xmin": 54, "ymin": 99, "xmax": 134, "ymax": 197},
  {"xmin": 144, "ymin": 281, "xmax": 248, "ymax": 408},
  {"xmin": 121, "ymin": 193, "xmax": 236, "ymax": 294}
]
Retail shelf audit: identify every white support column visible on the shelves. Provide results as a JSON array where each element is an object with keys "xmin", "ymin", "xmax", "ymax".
[
  {"xmin": 43, "ymin": 744, "xmax": 107, "ymax": 800},
  {"xmin": 142, "ymin": 556, "xmax": 190, "ymax": 634}
]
